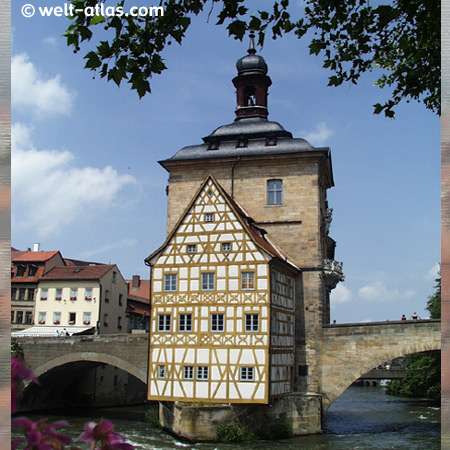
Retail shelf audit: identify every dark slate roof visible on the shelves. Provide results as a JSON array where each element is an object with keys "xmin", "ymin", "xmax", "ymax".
[
  {"xmin": 160, "ymin": 117, "xmax": 329, "ymax": 164},
  {"xmin": 41, "ymin": 264, "xmax": 116, "ymax": 281}
]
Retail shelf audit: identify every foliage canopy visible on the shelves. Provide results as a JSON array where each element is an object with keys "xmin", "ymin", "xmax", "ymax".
[{"xmin": 65, "ymin": 0, "xmax": 440, "ymax": 117}]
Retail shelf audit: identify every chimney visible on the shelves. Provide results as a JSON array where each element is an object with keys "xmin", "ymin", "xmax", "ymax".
[
  {"xmin": 132, "ymin": 275, "xmax": 140, "ymax": 290},
  {"xmin": 32, "ymin": 243, "xmax": 40, "ymax": 252}
]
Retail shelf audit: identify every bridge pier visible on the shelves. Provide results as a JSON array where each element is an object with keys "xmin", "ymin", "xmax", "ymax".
[{"xmin": 158, "ymin": 393, "xmax": 322, "ymax": 441}]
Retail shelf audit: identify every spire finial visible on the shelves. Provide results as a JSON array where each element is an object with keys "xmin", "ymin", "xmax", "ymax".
[{"xmin": 248, "ymin": 32, "xmax": 256, "ymax": 55}]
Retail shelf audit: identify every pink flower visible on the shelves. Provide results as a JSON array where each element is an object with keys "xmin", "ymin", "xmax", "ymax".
[
  {"xmin": 11, "ymin": 357, "xmax": 38, "ymax": 414},
  {"xmin": 78, "ymin": 419, "xmax": 134, "ymax": 450},
  {"xmin": 12, "ymin": 417, "xmax": 71, "ymax": 449}
]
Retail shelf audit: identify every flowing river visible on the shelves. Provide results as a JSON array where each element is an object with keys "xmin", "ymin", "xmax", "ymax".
[{"xmin": 14, "ymin": 386, "xmax": 440, "ymax": 450}]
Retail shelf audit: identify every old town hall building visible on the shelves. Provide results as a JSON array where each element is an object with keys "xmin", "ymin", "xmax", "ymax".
[{"xmin": 146, "ymin": 35, "xmax": 344, "ymax": 435}]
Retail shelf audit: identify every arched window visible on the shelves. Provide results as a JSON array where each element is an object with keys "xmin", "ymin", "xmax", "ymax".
[
  {"xmin": 267, "ymin": 179, "xmax": 283, "ymax": 205},
  {"xmin": 244, "ymin": 85, "xmax": 256, "ymax": 106}
]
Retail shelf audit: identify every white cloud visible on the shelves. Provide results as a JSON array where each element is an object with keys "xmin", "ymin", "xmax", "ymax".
[
  {"xmin": 77, "ymin": 239, "xmax": 138, "ymax": 259},
  {"xmin": 43, "ymin": 37, "xmax": 57, "ymax": 46},
  {"xmin": 331, "ymin": 283, "xmax": 353, "ymax": 304},
  {"xmin": 425, "ymin": 262, "xmax": 440, "ymax": 281},
  {"xmin": 358, "ymin": 281, "xmax": 415, "ymax": 302},
  {"xmin": 12, "ymin": 123, "xmax": 137, "ymax": 237},
  {"xmin": 301, "ymin": 122, "xmax": 334, "ymax": 146},
  {"xmin": 12, "ymin": 53, "xmax": 75, "ymax": 117}
]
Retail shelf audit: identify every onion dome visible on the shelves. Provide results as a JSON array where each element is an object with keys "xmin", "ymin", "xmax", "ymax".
[{"xmin": 236, "ymin": 33, "xmax": 268, "ymax": 75}]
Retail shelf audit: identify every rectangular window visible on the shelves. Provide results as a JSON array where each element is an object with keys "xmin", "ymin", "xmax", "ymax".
[
  {"xmin": 69, "ymin": 312, "xmax": 76, "ymax": 325},
  {"xmin": 158, "ymin": 314, "xmax": 171, "ymax": 332},
  {"xmin": 112, "ymin": 271, "xmax": 117, "ymax": 284},
  {"xmin": 70, "ymin": 288, "xmax": 78, "ymax": 300},
  {"xmin": 118, "ymin": 316, "xmax": 122, "ymax": 329},
  {"xmin": 164, "ymin": 274, "xmax": 177, "ymax": 292},
  {"xmin": 85, "ymin": 288, "xmax": 92, "ymax": 301},
  {"xmin": 105, "ymin": 290, "xmax": 110, "ymax": 303},
  {"xmin": 222, "ymin": 242, "xmax": 231, "ymax": 252},
  {"xmin": 28, "ymin": 288, "xmax": 35, "ymax": 301},
  {"xmin": 267, "ymin": 179, "xmax": 283, "ymax": 205},
  {"xmin": 245, "ymin": 314, "xmax": 259, "ymax": 332},
  {"xmin": 240, "ymin": 367, "xmax": 254, "ymax": 382},
  {"xmin": 241, "ymin": 272, "xmax": 255, "ymax": 290},
  {"xmin": 187, "ymin": 244, "xmax": 196, "ymax": 253},
  {"xmin": 197, "ymin": 366, "xmax": 209, "ymax": 380},
  {"xmin": 179, "ymin": 314, "xmax": 192, "ymax": 332},
  {"xmin": 103, "ymin": 313, "xmax": 108, "ymax": 327},
  {"xmin": 201, "ymin": 273, "xmax": 215, "ymax": 291},
  {"xmin": 18, "ymin": 288, "xmax": 27, "ymax": 301},
  {"xmin": 205, "ymin": 213, "xmax": 214, "ymax": 222},
  {"xmin": 16, "ymin": 265, "xmax": 25, "ymax": 277},
  {"xmin": 11, "ymin": 311, "xmax": 14, "ymax": 323},
  {"xmin": 16, "ymin": 311, "xmax": 23, "ymax": 324},
  {"xmin": 183, "ymin": 366, "xmax": 194, "ymax": 380},
  {"xmin": 158, "ymin": 365, "xmax": 165, "ymax": 379},
  {"xmin": 83, "ymin": 312, "xmax": 91, "ymax": 325},
  {"xmin": 211, "ymin": 313, "xmax": 225, "ymax": 332},
  {"xmin": 25, "ymin": 311, "xmax": 33, "ymax": 324},
  {"xmin": 27, "ymin": 265, "xmax": 37, "ymax": 277},
  {"xmin": 55, "ymin": 288, "xmax": 62, "ymax": 301},
  {"xmin": 118, "ymin": 294, "xmax": 123, "ymax": 306},
  {"xmin": 53, "ymin": 312, "xmax": 61, "ymax": 324},
  {"xmin": 11, "ymin": 288, "xmax": 17, "ymax": 301},
  {"xmin": 38, "ymin": 312, "xmax": 46, "ymax": 324},
  {"xmin": 40, "ymin": 288, "xmax": 48, "ymax": 301}
]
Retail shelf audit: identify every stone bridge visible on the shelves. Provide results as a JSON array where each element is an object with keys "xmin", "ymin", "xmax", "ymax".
[
  {"xmin": 16, "ymin": 320, "xmax": 440, "ymax": 412},
  {"xmin": 320, "ymin": 319, "xmax": 441, "ymax": 411}
]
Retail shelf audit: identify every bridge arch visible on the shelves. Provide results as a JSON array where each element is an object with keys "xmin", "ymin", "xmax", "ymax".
[
  {"xmin": 320, "ymin": 321, "xmax": 441, "ymax": 412},
  {"xmin": 33, "ymin": 352, "xmax": 147, "ymax": 384}
]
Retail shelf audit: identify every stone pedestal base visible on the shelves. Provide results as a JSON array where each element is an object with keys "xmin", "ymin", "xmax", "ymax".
[{"xmin": 158, "ymin": 393, "xmax": 322, "ymax": 442}]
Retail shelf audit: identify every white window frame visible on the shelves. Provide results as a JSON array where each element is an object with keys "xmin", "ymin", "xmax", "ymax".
[
  {"xmin": 201, "ymin": 272, "xmax": 215, "ymax": 291},
  {"xmin": 241, "ymin": 272, "xmax": 255, "ymax": 290},
  {"xmin": 55, "ymin": 288, "xmax": 62, "ymax": 301},
  {"xmin": 85, "ymin": 288, "xmax": 93, "ymax": 301},
  {"xmin": 158, "ymin": 365, "xmax": 165, "ymax": 379},
  {"xmin": 40, "ymin": 288, "xmax": 48, "ymax": 301},
  {"xmin": 222, "ymin": 242, "xmax": 231, "ymax": 252},
  {"xmin": 183, "ymin": 366, "xmax": 194, "ymax": 380},
  {"xmin": 69, "ymin": 312, "xmax": 76, "ymax": 325},
  {"xmin": 240, "ymin": 366, "xmax": 254, "ymax": 382},
  {"xmin": 187, "ymin": 244, "xmax": 197, "ymax": 254},
  {"xmin": 197, "ymin": 366, "xmax": 209, "ymax": 380},
  {"xmin": 205, "ymin": 213, "xmax": 214, "ymax": 222},
  {"xmin": 70, "ymin": 288, "xmax": 78, "ymax": 301},
  {"xmin": 211, "ymin": 313, "xmax": 225, "ymax": 332},
  {"xmin": 245, "ymin": 314, "xmax": 259, "ymax": 332},
  {"xmin": 53, "ymin": 312, "xmax": 61, "ymax": 325},
  {"xmin": 158, "ymin": 314, "xmax": 171, "ymax": 332},
  {"xmin": 83, "ymin": 312, "xmax": 91, "ymax": 325},
  {"xmin": 164, "ymin": 274, "xmax": 177, "ymax": 292},
  {"xmin": 38, "ymin": 312, "xmax": 46, "ymax": 324},
  {"xmin": 179, "ymin": 314, "xmax": 192, "ymax": 332},
  {"xmin": 267, "ymin": 179, "xmax": 283, "ymax": 205}
]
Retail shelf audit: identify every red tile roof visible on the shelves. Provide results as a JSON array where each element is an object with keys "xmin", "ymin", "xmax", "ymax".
[
  {"xmin": 127, "ymin": 279, "xmax": 150, "ymax": 302},
  {"xmin": 40, "ymin": 264, "xmax": 116, "ymax": 281},
  {"xmin": 12, "ymin": 250, "xmax": 61, "ymax": 263}
]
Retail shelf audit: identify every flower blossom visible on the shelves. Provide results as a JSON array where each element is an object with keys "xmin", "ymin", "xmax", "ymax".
[
  {"xmin": 11, "ymin": 357, "xmax": 38, "ymax": 414},
  {"xmin": 78, "ymin": 419, "xmax": 134, "ymax": 450}
]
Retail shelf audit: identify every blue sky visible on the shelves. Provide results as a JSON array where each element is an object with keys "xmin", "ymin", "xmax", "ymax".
[{"xmin": 11, "ymin": 1, "xmax": 440, "ymax": 323}]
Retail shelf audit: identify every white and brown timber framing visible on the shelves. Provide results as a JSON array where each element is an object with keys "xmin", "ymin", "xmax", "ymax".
[{"xmin": 146, "ymin": 175, "xmax": 299, "ymax": 404}]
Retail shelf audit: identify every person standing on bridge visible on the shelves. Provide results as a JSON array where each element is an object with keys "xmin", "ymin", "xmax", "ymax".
[
  {"xmin": 401, "ymin": 314, "xmax": 407, "ymax": 321},
  {"xmin": 410, "ymin": 312, "xmax": 421, "ymax": 320}
]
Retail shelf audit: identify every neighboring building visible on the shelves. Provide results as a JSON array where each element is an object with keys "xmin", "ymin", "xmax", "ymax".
[
  {"xmin": 34, "ymin": 264, "xmax": 128, "ymax": 335},
  {"xmin": 126, "ymin": 275, "xmax": 150, "ymax": 332},
  {"xmin": 146, "ymin": 176, "xmax": 299, "ymax": 403},
  {"xmin": 146, "ymin": 36, "xmax": 343, "ymax": 411},
  {"xmin": 11, "ymin": 244, "xmax": 65, "ymax": 331}
]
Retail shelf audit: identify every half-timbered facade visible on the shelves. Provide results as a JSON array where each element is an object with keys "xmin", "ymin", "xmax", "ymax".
[{"xmin": 146, "ymin": 176, "xmax": 298, "ymax": 404}]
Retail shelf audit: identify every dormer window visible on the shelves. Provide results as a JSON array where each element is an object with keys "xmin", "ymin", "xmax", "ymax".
[
  {"xmin": 207, "ymin": 141, "xmax": 219, "ymax": 150},
  {"xmin": 16, "ymin": 265, "xmax": 26, "ymax": 277},
  {"xmin": 236, "ymin": 138, "xmax": 248, "ymax": 148},
  {"xmin": 266, "ymin": 136, "xmax": 277, "ymax": 146}
]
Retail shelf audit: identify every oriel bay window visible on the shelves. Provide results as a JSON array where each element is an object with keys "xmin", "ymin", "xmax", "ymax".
[
  {"xmin": 267, "ymin": 179, "xmax": 283, "ymax": 205},
  {"xmin": 241, "ymin": 272, "xmax": 255, "ymax": 290},
  {"xmin": 158, "ymin": 314, "xmax": 171, "ymax": 332},
  {"xmin": 164, "ymin": 274, "xmax": 177, "ymax": 292},
  {"xmin": 179, "ymin": 314, "xmax": 192, "ymax": 332},
  {"xmin": 211, "ymin": 313, "xmax": 225, "ymax": 332}
]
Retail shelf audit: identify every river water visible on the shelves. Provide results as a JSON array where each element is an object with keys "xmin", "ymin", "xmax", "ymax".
[{"xmin": 14, "ymin": 386, "xmax": 440, "ymax": 450}]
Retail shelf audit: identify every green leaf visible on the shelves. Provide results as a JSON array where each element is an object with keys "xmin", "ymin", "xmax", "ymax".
[{"xmin": 90, "ymin": 14, "xmax": 105, "ymax": 25}]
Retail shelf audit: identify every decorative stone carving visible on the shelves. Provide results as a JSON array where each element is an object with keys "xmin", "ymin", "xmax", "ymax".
[
  {"xmin": 323, "ymin": 258, "xmax": 345, "ymax": 290},
  {"xmin": 323, "ymin": 208, "xmax": 333, "ymax": 235}
]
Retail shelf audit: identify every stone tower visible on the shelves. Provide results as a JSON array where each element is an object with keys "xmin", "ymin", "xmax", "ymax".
[{"xmin": 158, "ymin": 35, "xmax": 343, "ymax": 398}]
